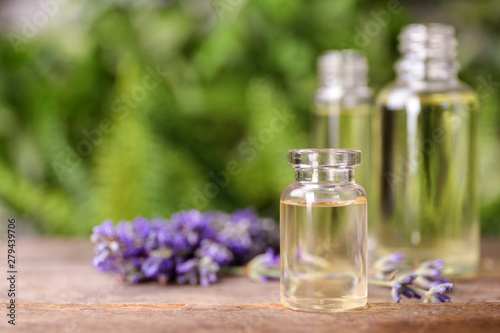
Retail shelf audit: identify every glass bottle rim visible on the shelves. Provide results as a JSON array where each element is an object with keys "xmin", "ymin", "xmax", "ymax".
[{"xmin": 287, "ymin": 149, "xmax": 361, "ymax": 168}]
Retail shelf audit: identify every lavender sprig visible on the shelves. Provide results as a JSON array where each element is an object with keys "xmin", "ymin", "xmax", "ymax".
[
  {"xmin": 246, "ymin": 248, "xmax": 280, "ymax": 282},
  {"xmin": 91, "ymin": 209, "xmax": 279, "ymax": 286},
  {"xmin": 245, "ymin": 250, "xmax": 455, "ymax": 304},
  {"xmin": 414, "ymin": 259, "xmax": 450, "ymax": 289},
  {"xmin": 373, "ymin": 252, "xmax": 405, "ymax": 280},
  {"xmin": 390, "ymin": 273, "xmax": 422, "ymax": 303},
  {"xmin": 424, "ymin": 282, "xmax": 454, "ymax": 303},
  {"xmin": 369, "ymin": 252, "xmax": 454, "ymax": 303}
]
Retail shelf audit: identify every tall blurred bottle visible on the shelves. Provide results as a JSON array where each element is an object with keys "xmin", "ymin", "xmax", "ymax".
[
  {"xmin": 312, "ymin": 50, "xmax": 375, "ymax": 253},
  {"xmin": 372, "ymin": 24, "xmax": 479, "ymax": 277}
]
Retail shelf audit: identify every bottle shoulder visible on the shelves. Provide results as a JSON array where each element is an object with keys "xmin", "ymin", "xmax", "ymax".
[
  {"xmin": 376, "ymin": 81, "xmax": 478, "ymax": 110},
  {"xmin": 315, "ymin": 86, "xmax": 372, "ymax": 105},
  {"xmin": 281, "ymin": 182, "xmax": 366, "ymax": 204}
]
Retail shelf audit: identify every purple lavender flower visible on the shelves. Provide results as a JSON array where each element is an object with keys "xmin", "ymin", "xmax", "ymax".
[
  {"xmin": 92, "ymin": 244, "xmax": 120, "ymax": 273},
  {"xmin": 424, "ymin": 282, "xmax": 453, "ymax": 303},
  {"xmin": 143, "ymin": 219, "xmax": 170, "ymax": 252},
  {"xmin": 176, "ymin": 258, "xmax": 199, "ymax": 285},
  {"xmin": 141, "ymin": 248, "xmax": 174, "ymax": 279},
  {"xmin": 198, "ymin": 256, "xmax": 219, "ymax": 287},
  {"xmin": 247, "ymin": 217, "xmax": 279, "ymax": 256},
  {"xmin": 171, "ymin": 210, "xmax": 217, "ymax": 248},
  {"xmin": 91, "ymin": 220, "xmax": 116, "ymax": 241},
  {"xmin": 91, "ymin": 208, "xmax": 279, "ymax": 286},
  {"xmin": 216, "ymin": 210, "xmax": 279, "ymax": 265},
  {"xmin": 262, "ymin": 248, "xmax": 280, "ymax": 267},
  {"xmin": 132, "ymin": 217, "xmax": 152, "ymax": 240},
  {"xmin": 91, "ymin": 220, "xmax": 121, "ymax": 273},
  {"xmin": 369, "ymin": 254, "xmax": 455, "ymax": 303},
  {"xmin": 414, "ymin": 259, "xmax": 450, "ymax": 289},
  {"xmin": 217, "ymin": 220, "xmax": 252, "ymax": 259},
  {"xmin": 374, "ymin": 252, "xmax": 405, "ymax": 280},
  {"xmin": 116, "ymin": 221, "xmax": 146, "ymax": 259},
  {"xmin": 232, "ymin": 209, "xmax": 258, "ymax": 223},
  {"xmin": 115, "ymin": 222, "xmax": 134, "ymax": 247},
  {"xmin": 246, "ymin": 248, "xmax": 280, "ymax": 282},
  {"xmin": 195, "ymin": 239, "xmax": 233, "ymax": 266},
  {"xmin": 391, "ymin": 273, "xmax": 422, "ymax": 303},
  {"xmin": 123, "ymin": 258, "xmax": 145, "ymax": 283}
]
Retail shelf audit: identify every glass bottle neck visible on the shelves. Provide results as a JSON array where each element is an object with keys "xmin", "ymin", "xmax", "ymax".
[
  {"xmin": 318, "ymin": 50, "xmax": 368, "ymax": 89},
  {"xmin": 395, "ymin": 58, "xmax": 459, "ymax": 86},
  {"xmin": 395, "ymin": 24, "xmax": 460, "ymax": 88},
  {"xmin": 295, "ymin": 167, "xmax": 355, "ymax": 183}
]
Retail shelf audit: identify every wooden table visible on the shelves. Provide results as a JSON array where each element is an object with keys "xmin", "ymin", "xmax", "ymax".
[{"xmin": 1, "ymin": 238, "xmax": 499, "ymax": 332}]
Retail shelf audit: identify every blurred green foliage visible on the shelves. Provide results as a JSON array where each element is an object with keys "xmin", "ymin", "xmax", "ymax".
[{"xmin": 0, "ymin": 0, "xmax": 499, "ymax": 235}]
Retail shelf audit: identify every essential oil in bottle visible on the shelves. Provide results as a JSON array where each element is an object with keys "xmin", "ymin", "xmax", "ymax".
[
  {"xmin": 280, "ymin": 149, "xmax": 367, "ymax": 312},
  {"xmin": 372, "ymin": 24, "xmax": 480, "ymax": 277},
  {"xmin": 312, "ymin": 51, "xmax": 375, "ymax": 258}
]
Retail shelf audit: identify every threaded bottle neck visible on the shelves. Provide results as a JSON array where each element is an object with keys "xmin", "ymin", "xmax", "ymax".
[
  {"xmin": 396, "ymin": 23, "xmax": 460, "ymax": 85},
  {"xmin": 295, "ymin": 167, "xmax": 355, "ymax": 183},
  {"xmin": 287, "ymin": 149, "xmax": 361, "ymax": 184},
  {"xmin": 318, "ymin": 50, "xmax": 368, "ymax": 88}
]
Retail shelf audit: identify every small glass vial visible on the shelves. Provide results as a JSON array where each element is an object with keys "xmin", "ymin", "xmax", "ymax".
[
  {"xmin": 280, "ymin": 149, "xmax": 367, "ymax": 312},
  {"xmin": 372, "ymin": 24, "xmax": 480, "ymax": 277}
]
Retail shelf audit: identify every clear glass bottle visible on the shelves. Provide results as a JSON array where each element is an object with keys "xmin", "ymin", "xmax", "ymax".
[
  {"xmin": 312, "ymin": 50, "xmax": 375, "ymax": 256},
  {"xmin": 372, "ymin": 24, "xmax": 480, "ymax": 277},
  {"xmin": 313, "ymin": 50, "xmax": 372, "ymax": 192},
  {"xmin": 280, "ymin": 149, "xmax": 367, "ymax": 312}
]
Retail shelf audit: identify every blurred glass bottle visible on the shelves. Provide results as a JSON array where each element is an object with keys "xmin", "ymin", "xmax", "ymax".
[
  {"xmin": 372, "ymin": 24, "xmax": 479, "ymax": 277},
  {"xmin": 312, "ymin": 50, "xmax": 375, "ymax": 254}
]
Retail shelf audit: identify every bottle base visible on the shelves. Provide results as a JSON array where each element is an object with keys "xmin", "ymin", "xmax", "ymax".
[
  {"xmin": 444, "ymin": 263, "xmax": 478, "ymax": 279},
  {"xmin": 281, "ymin": 297, "xmax": 367, "ymax": 313},
  {"xmin": 375, "ymin": 245, "xmax": 479, "ymax": 278}
]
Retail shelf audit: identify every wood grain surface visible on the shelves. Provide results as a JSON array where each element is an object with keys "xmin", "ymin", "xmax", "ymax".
[
  {"xmin": 3, "ymin": 302, "xmax": 500, "ymax": 333},
  {"xmin": 0, "ymin": 238, "xmax": 499, "ymax": 332}
]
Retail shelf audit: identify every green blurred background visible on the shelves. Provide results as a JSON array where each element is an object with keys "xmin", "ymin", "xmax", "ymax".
[{"xmin": 0, "ymin": 0, "xmax": 499, "ymax": 235}]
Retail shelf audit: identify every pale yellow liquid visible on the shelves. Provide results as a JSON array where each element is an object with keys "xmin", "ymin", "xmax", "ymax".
[
  {"xmin": 372, "ymin": 91, "xmax": 480, "ymax": 277},
  {"xmin": 312, "ymin": 105, "xmax": 371, "ymax": 192},
  {"xmin": 312, "ymin": 105, "xmax": 377, "ymax": 260},
  {"xmin": 280, "ymin": 198, "xmax": 367, "ymax": 312}
]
